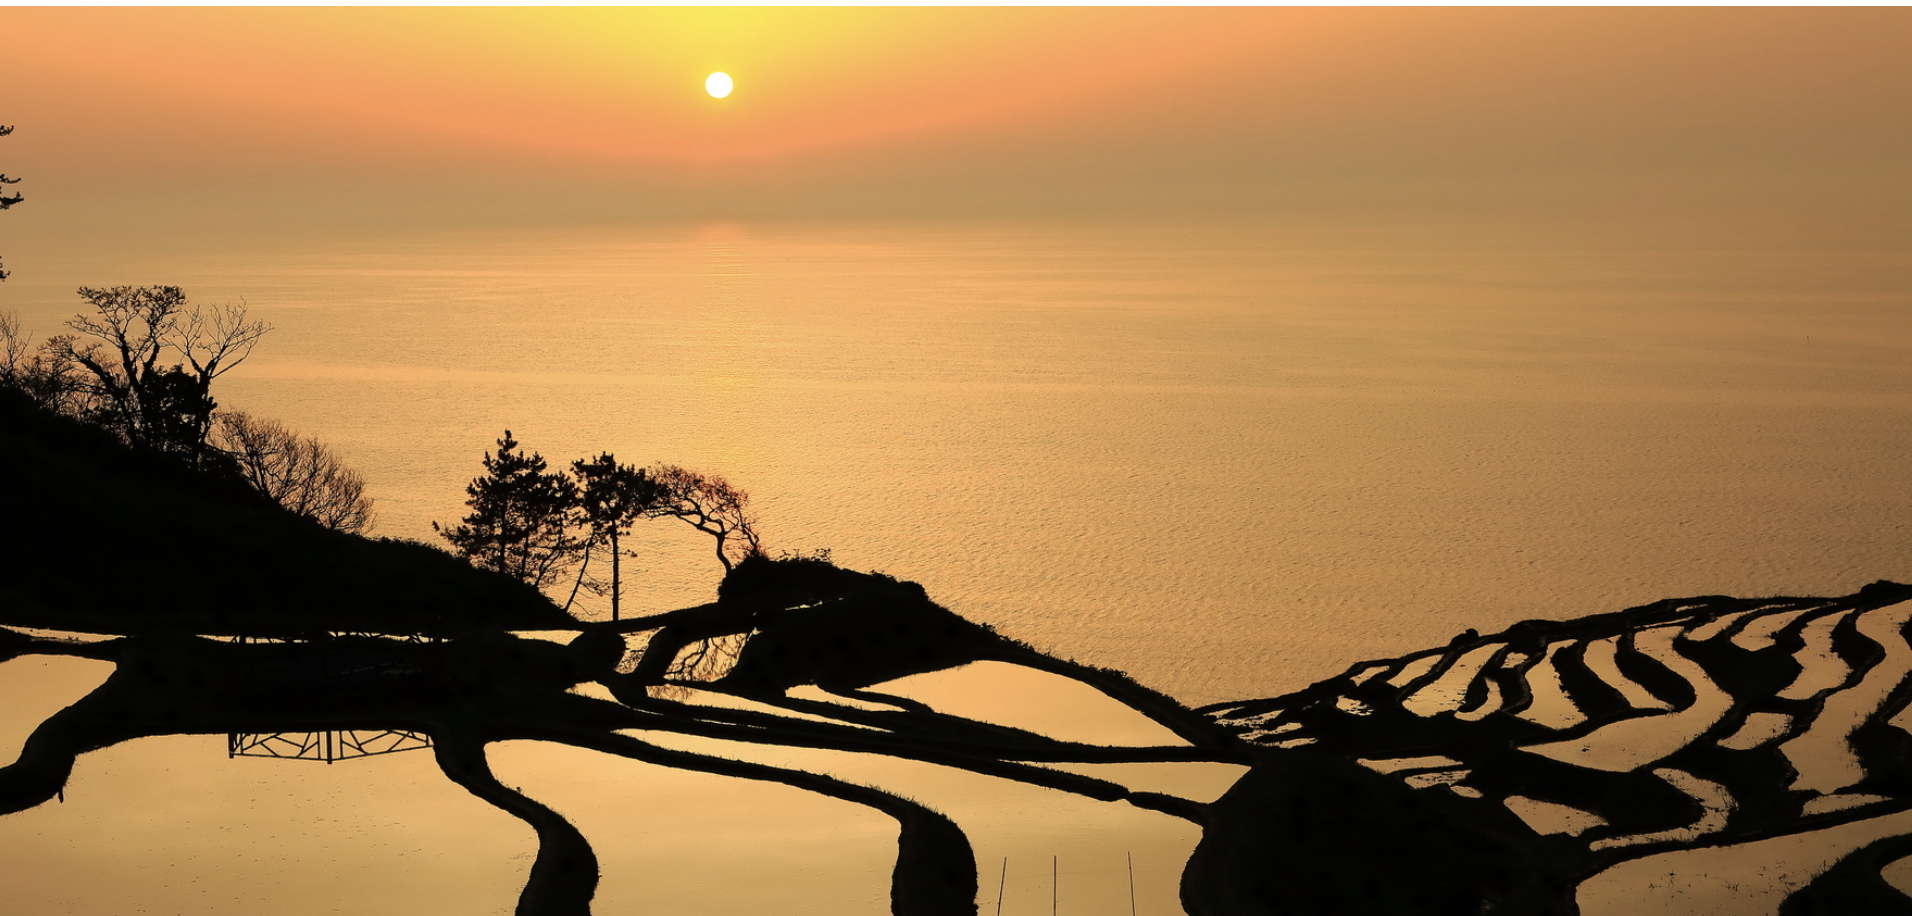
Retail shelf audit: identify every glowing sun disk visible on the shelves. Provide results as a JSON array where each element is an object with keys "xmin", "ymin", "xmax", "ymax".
[{"xmin": 705, "ymin": 72, "xmax": 733, "ymax": 99}]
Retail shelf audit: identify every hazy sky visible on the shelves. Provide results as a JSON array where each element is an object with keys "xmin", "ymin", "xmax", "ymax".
[{"xmin": 3, "ymin": 7, "xmax": 1910, "ymax": 234}]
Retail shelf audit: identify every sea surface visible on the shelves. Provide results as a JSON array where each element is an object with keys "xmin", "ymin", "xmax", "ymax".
[
  {"xmin": 3, "ymin": 215, "xmax": 1910, "ymax": 913},
  {"xmin": 8, "ymin": 216, "xmax": 1907, "ymax": 703}
]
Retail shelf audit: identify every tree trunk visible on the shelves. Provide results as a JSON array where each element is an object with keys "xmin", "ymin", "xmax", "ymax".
[
  {"xmin": 609, "ymin": 530, "xmax": 621, "ymax": 623},
  {"xmin": 561, "ymin": 549, "xmax": 592, "ymax": 614}
]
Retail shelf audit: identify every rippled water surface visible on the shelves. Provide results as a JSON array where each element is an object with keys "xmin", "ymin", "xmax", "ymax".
[
  {"xmin": 9, "ymin": 217, "xmax": 1911, "ymax": 704},
  {"xmin": 5, "ymin": 216, "xmax": 1911, "ymax": 914}
]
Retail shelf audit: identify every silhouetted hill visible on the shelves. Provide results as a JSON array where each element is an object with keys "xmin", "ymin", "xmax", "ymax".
[
  {"xmin": 714, "ymin": 555, "xmax": 1002, "ymax": 691},
  {"xmin": 0, "ymin": 388, "xmax": 572, "ymax": 636}
]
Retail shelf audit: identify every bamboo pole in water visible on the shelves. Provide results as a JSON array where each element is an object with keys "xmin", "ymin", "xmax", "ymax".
[
  {"xmin": 996, "ymin": 857, "xmax": 1007, "ymax": 916},
  {"xmin": 1128, "ymin": 852, "xmax": 1136, "ymax": 916},
  {"xmin": 1052, "ymin": 855, "xmax": 1058, "ymax": 916}
]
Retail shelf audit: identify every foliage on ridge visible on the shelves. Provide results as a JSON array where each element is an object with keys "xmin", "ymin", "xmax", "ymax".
[{"xmin": 0, "ymin": 386, "xmax": 571, "ymax": 636}]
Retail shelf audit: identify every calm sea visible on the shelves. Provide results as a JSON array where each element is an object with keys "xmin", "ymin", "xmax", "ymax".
[
  {"xmin": 6, "ymin": 216, "xmax": 1910, "ymax": 703},
  {"xmin": 5, "ymin": 215, "xmax": 1911, "ymax": 914}
]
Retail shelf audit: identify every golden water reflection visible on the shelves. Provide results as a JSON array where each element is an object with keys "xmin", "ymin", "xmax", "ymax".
[
  {"xmin": 0, "ymin": 734, "xmax": 528, "ymax": 915},
  {"xmin": 0, "ymin": 652, "xmax": 1236, "ymax": 916}
]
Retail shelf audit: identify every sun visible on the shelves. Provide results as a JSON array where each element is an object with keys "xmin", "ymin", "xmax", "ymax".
[{"xmin": 705, "ymin": 72, "xmax": 733, "ymax": 99}]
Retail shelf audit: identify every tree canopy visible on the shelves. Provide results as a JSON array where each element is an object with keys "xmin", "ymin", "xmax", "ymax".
[
  {"xmin": 569, "ymin": 453, "xmax": 666, "ymax": 620},
  {"xmin": 215, "ymin": 410, "xmax": 376, "ymax": 535},
  {"xmin": 0, "ymin": 386, "xmax": 566, "ymax": 636},
  {"xmin": 437, "ymin": 432, "xmax": 765, "ymax": 618},
  {"xmin": 3, "ymin": 289, "xmax": 375, "ymax": 536},
  {"xmin": 435, "ymin": 431, "xmax": 583, "ymax": 593},
  {"xmin": 46, "ymin": 286, "xmax": 270, "ymax": 460},
  {"xmin": 649, "ymin": 464, "xmax": 762, "ymax": 572}
]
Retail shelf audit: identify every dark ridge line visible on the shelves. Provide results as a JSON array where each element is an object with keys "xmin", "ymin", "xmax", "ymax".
[
  {"xmin": 575, "ymin": 586, "xmax": 1236, "ymax": 754},
  {"xmin": 525, "ymin": 693, "xmax": 1227, "ymax": 825},
  {"xmin": 1867, "ymin": 614, "xmax": 1912, "ymax": 744},
  {"xmin": 611, "ymin": 681, "xmax": 1229, "ymax": 767},
  {"xmin": 707, "ymin": 688, "xmax": 1082, "ymax": 750},
  {"xmin": 593, "ymin": 587, "xmax": 1240, "ymax": 754},
  {"xmin": 1779, "ymin": 829, "xmax": 1912, "ymax": 916},
  {"xmin": 1452, "ymin": 643, "xmax": 1519, "ymax": 719},
  {"xmin": 1715, "ymin": 599, "xmax": 1827, "ymax": 646},
  {"xmin": 1125, "ymin": 790, "xmax": 1209, "ymax": 822},
  {"xmin": 1490, "ymin": 640, "xmax": 1549, "ymax": 718},
  {"xmin": 1377, "ymin": 762, "xmax": 1472, "ymax": 777},
  {"xmin": 1252, "ymin": 626, "xmax": 1811, "ymax": 757},
  {"xmin": 1824, "ymin": 606, "xmax": 1891, "ymax": 695},
  {"xmin": 1195, "ymin": 583, "xmax": 1911, "ymax": 718},
  {"xmin": 1212, "ymin": 608, "xmax": 1838, "ymax": 752},
  {"xmin": 1614, "ymin": 630, "xmax": 1687, "ymax": 709},
  {"xmin": 1385, "ymin": 658, "xmax": 1445, "ymax": 701},
  {"xmin": 1393, "ymin": 640, "xmax": 1480, "ymax": 702},
  {"xmin": 1589, "ymin": 792, "xmax": 1912, "ymax": 867},
  {"xmin": 519, "ymin": 727, "xmax": 981, "ymax": 916},
  {"xmin": 579, "ymin": 589, "xmax": 903, "ymax": 639},
  {"xmin": 1196, "ymin": 597, "xmax": 1912, "ymax": 876},
  {"xmin": 681, "ymin": 680, "xmax": 1085, "ymax": 749},
  {"xmin": 1462, "ymin": 754, "xmax": 1704, "ymax": 845},
  {"xmin": 435, "ymin": 730, "xmax": 598, "ymax": 916},
  {"xmin": 0, "ymin": 631, "xmax": 123, "ymax": 663},
  {"xmin": 1743, "ymin": 697, "xmax": 1821, "ymax": 749},
  {"xmin": 1748, "ymin": 607, "xmax": 1884, "ymax": 751},
  {"xmin": 585, "ymin": 604, "xmax": 719, "ymax": 635},
  {"xmin": 590, "ymin": 695, "xmax": 1192, "ymax": 809},
  {"xmin": 0, "ymin": 668, "xmax": 1176, "ymax": 912},
  {"xmin": 0, "ymin": 693, "xmax": 131, "ymax": 815},
  {"xmin": 684, "ymin": 679, "xmax": 1225, "ymax": 764},
  {"xmin": 989, "ymin": 644, "xmax": 1244, "ymax": 753},
  {"xmin": 0, "ymin": 672, "xmax": 1172, "ymax": 913},
  {"xmin": 830, "ymin": 686, "xmax": 938, "ymax": 715}
]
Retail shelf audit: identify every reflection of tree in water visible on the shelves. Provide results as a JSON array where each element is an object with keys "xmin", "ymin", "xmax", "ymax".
[
  {"xmin": 9, "ymin": 365, "xmax": 1912, "ymax": 915},
  {"xmin": 8, "ymin": 577, "xmax": 1912, "ymax": 914},
  {"xmin": 645, "ymin": 629, "xmax": 748, "ymax": 699},
  {"xmin": 0, "ymin": 568, "xmax": 1225, "ymax": 916}
]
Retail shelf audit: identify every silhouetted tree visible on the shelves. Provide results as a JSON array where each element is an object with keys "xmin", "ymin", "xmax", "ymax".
[
  {"xmin": 0, "ymin": 311, "xmax": 83, "ymax": 412},
  {"xmin": 7, "ymin": 303, "xmax": 380, "ymax": 533},
  {"xmin": 0, "ymin": 125, "xmax": 19, "ymax": 281},
  {"xmin": 438, "ymin": 435, "xmax": 768, "ymax": 612},
  {"xmin": 214, "ymin": 410, "xmax": 376, "ymax": 535},
  {"xmin": 50, "ymin": 286, "xmax": 269, "ymax": 459},
  {"xmin": 436, "ymin": 431, "xmax": 581, "ymax": 591},
  {"xmin": 649, "ymin": 464, "xmax": 762, "ymax": 572},
  {"xmin": 568, "ymin": 453, "xmax": 666, "ymax": 621}
]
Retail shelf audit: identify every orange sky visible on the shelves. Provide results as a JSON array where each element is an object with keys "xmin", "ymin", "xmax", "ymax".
[{"xmin": 3, "ymin": 7, "xmax": 1910, "ymax": 230}]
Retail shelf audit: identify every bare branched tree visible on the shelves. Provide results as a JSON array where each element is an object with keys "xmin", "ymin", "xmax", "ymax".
[
  {"xmin": 52, "ymin": 286, "xmax": 270, "ymax": 458},
  {"xmin": 179, "ymin": 300, "xmax": 272, "ymax": 389},
  {"xmin": 647, "ymin": 464, "xmax": 763, "ymax": 572},
  {"xmin": 55, "ymin": 285, "xmax": 182, "ymax": 434},
  {"xmin": 0, "ymin": 312, "xmax": 83, "ymax": 412},
  {"xmin": 213, "ymin": 410, "xmax": 376, "ymax": 535},
  {"xmin": 0, "ymin": 311, "xmax": 25, "ymax": 373}
]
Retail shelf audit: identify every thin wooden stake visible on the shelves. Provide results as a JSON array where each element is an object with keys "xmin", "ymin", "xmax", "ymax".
[
  {"xmin": 1128, "ymin": 852, "xmax": 1136, "ymax": 916},
  {"xmin": 1052, "ymin": 855, "xmax": 1058, "ymax": 916},
  {"xmin": 996, "ymin": 857, "xmax": 1007, "ymax": 916}
]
